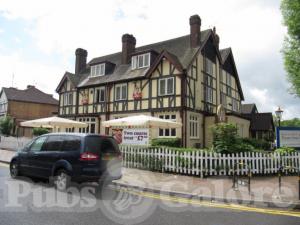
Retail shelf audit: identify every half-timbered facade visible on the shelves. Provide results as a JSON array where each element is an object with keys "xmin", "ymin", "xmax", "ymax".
[{"xmin": 56, "ymin": 14, "xmax": 250, "ymax": 147}]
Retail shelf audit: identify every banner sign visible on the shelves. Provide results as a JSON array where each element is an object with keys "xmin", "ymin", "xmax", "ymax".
[
  {"xmin": 122, "ymin": 128, "xmax": 149, "ymax": 145},
  {"xmin": 276, "ymin": 127, "xmax": 300, "ymax": 149}
]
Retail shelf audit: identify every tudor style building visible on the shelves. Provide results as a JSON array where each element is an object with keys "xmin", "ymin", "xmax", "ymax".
[{"xmin": 56, "ymin": 14, "xmax": 250, "ymax": 147}]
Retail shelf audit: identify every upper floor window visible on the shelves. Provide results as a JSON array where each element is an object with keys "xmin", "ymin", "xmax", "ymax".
[
  {"xmin": 232, "ymin": 99, "xmax": 239, "ymax": 112},
  {"xmin": 131, "ymin": 53, "xmax": 150, "ymax": 69},
  {"xmin": 158, "ymin": 77, "xmax": 174, "ymax": 96},
  {"xmin": 95, "ymin": 87, "xmax": 105, "ymax": 103},
  {"xmin": 205, "ymin": 87, "xmax": 213, "ymax": 103},
  {"xmin": 205, "ymin": 58, "xmax": 213, "ymax": 75},
  {"xmin": 220, "ymin": 92, "xmax": 227, "ymax": 107},
  {"xmin": 226, "ymin": 73, "xmax": 232, "ymax": 86},
  {"xmin": 91, "ymin": 63, "xmax": 105, "ymax": 77},
  {"xmin": 115, "ymin": 84, "xmax": 127, "ymax": 101},
  {"xmin": 63, "ymin": 92, "xmax": 73, "ymax": 106}
]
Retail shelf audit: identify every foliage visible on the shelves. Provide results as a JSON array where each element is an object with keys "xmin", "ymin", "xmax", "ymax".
[
  {"xmin": 151, "ymin": 138, "xmax": 181, "ymax": 147},
  {"xmin": 280, "ymin": 0, "xmax": 300, "ymax": 96},
  {"xmin": 281, "ymin": 118, "xmax": 300, "ymax": 127},
  {"xmin": 242, "ymin": 138, "xmax": 271, "ymax": 150},
  {"xmin": 32, "ymin": 127, "xmax": 50, "ymax": 136},
  {"xmin": 0, "ymin": 116, "xmax": 14, "ymax": 136},
  {"xmin": 275, "ymin": 146, "xmax": 296, "ymax": 155},
  {"xmin": 211, "ymin": 123, "xmax": 254, "ymax": 154}
]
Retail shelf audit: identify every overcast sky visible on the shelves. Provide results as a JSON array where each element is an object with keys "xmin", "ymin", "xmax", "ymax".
[{"xmin": 0, "ymin": 0, "xmax": 298, "ymax": 119}]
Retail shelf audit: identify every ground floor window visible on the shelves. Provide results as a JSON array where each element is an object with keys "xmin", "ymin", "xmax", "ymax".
[
  {"xmin": 78, "ymin": 117, "xmax": 96, "ymax": 134},
  {"xmin": 158, "ymin": 114, "xmax": 176, "ymax": 137},
  {"xmin": 190, "ymin": 115, "xmax": 199, "ymax": 138}
]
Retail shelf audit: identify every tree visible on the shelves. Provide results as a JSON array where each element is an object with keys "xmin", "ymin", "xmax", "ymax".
[
  {"xmin": 0, "ymin": 116, "xmax": 14, "ymax": 136},
  {"xmin": 281, "ymin": 0, "xmax": 300, "ymax": 96},
  {"xmin": 32, "ymin": 127, "xmax": 50, "ymax": 136}
]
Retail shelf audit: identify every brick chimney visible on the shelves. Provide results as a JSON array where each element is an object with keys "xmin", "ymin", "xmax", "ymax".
[
  {"xmin": 75, "ymin": 48, "xmax": 88, "ymax": 75},
  {"xmin": 189, "ymin": 15, "xmax": 201, "ymax": 48},
  {"xmin": 122, "ymin": 34, "xmax": 136, "ymax": 64}
]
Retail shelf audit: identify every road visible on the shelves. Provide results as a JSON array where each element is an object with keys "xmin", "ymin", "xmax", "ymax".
[{"xmin": 0, "ymin": 163, "xmax": 299, "ymax": 225}]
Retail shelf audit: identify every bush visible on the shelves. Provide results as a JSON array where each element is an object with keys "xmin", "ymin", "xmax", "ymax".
[
  {"xmin": 275, "ymin": 146, "xmax": 296, "ymax": 155},
  {"xmin": 33, "ymin": 127, "xmax": 50, "ymax": 136},
  {"xmin": 0, "ymin": 116, "xmax": 14, "ymax": 136},
  {"xmin": 151, "ymin": 138, "xmax": 181, "ymax": 147},
  {"xmin": 242, "ymin": 138, "xmax": 271, "ymax": 150}
]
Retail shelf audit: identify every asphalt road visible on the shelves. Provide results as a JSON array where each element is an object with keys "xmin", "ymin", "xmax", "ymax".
[{"xmin": 0, "ymin": 163, "xmax": 299, "ymax": 225}]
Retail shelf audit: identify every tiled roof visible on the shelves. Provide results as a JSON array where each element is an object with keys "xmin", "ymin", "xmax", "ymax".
[
  {"xmin": 2, "ymin": 86, "xmax": 58, "ymax": 105},
  {"xmin": 241, "ymin": 104, "xmax": 257, "ymax": 114}
]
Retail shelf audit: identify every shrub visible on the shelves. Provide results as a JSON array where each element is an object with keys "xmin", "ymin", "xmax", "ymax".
[
  {"xmin": 242, "ymin": 138, "xmax": 271, "ymax": 150},
  {"xmin": 0, "ymin": 116, "xmax": 14, "ymax": 136},
  {"xmin": 275, "ymin": 146, "xmax": 296, "ymax": 155},
  {"xmin": 33, "ymin": 127, "xmax": 50, "ymax": 136},
  {"xmin": 151, "ymin": 138, "xmax": 181, "ymax": 147}
]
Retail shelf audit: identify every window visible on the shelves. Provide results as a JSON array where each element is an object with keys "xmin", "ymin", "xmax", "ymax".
[
  {"xmin": 95, "ymin": 87, "xmax": 105, "ymax": 103},
  {"xmin": 158, "ymin": 77, "xmax": 174, "ymax": 96},
  {"xmin": 205, "ymin": 87, "xmax": 213, "ymax": 103},
  {"xmin": 190, "ymin": 115, "xmax": 199, "ymax": 139},
  {"xmin": 42, "ymin": 135, "xmax": 63, "ymax": 151},
  {"xmin": 220, "ymin": 92, "xmax": 226, "ymax": 107},
  {"xmin": 78, "ymin": 117, "xmax": 96, "ymax": 134},
  {"xmin": 91, "ymin": 63, "xmax": 105, "ymax": 77},
  {"xmin": 205, "ymin": 58, "xmax": 213, "ymax": 75},
  {"xmin": 131, "ymin": 53, "xmax": 150, "ymax": 69},
  {"xmin": 158, "ymin": 114, "xmax": 176, "ymax": 137},
  {"xmin": 232, "ymin": 99, "xmax": 239, "ymax": 112},
  {"xmin": 29, "ymin": 136, "xmax": 47, "ymax": 152},
  {"xmin": 63, "ymin": 92, "xmax": 73, "ymax": 106},
  {"xmin": 61, "ymin": 136, "xmax": 81, "ymax": 152},
  {"xmin": 115, "ymin": 84, "xmax": 127, "ymax": 101}
]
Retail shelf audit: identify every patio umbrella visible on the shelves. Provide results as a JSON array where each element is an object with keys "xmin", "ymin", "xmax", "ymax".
[
  {"xmin": 20, "ymin": 116, "xmax": 87, "ymax": 129},
  {"xmin": 102, "ymin": 115, "xmax": 182, "ymax": 128}
]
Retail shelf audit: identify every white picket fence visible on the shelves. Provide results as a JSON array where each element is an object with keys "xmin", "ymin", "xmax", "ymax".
[
  {"xmin": 0, "ymin": 136, "xmax": 31, "ymax": 150},
  {"xmin": 120, "ymin": 146, "xmax": 300, "ymax": 177}
]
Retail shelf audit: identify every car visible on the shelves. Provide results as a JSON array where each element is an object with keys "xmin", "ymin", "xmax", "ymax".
[{"xmin": 9, "ymin": 133, "xmax": 122, "ymax": 190}]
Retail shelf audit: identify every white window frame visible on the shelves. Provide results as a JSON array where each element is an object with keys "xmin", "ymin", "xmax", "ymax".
[
  {"xmin": 131, "ymin": 53, "xmax": 150, "ymax": 69},
  {"xmin": 190, "ymin": 115, "xmax": 199, "ymax": 139},
  {"xmin": 158, "ymin": 77, "xmax": 174, "ymax": 96},
  {"xmin": 78, "ymin": 117, "xmax": 96, "ymax": 134},
  {"xmin": 91, "ymin": 63, "xmax": 105, "ymax": 77},
  {"xmin": 63, "ymin": 92, "xmax": 73, "ymax": 106},
  {"xmin": 232, "ymin": 99, "xmax": 239, "ymax": 112},
  {"xmin": 158, "ymin": 114, "xmax": 177, "ymax": 137},
  {"xmin": 115, "ymin": 83, "xmax": 127, "ymax": 101},
  {"xmin": 95, "ymin": 87, "xmax": 106, "ymax": 103}
]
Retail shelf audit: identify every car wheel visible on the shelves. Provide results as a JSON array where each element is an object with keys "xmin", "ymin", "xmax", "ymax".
[
  {"xmin": 10, "ymin": 160, "xmax": 19, "ymax": 179},
  {"xmin": 54, "ymin": 170, "xmax": 70, "ymax": 191}
]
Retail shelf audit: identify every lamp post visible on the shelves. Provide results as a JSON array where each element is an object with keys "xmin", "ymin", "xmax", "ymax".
[{"xmin": 275, "ymin": 106, "xmax": 284, "ymax": 127}]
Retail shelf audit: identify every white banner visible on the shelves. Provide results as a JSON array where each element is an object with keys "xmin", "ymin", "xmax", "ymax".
[
  {"xmin": 122, "ymin": 128, "xmax": 149, "ymax": 145},
  {"xmin": 280, "ymin": 130, "xmax": 300, "ymax": 147}
]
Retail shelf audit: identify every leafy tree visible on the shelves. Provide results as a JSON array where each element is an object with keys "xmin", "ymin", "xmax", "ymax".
[
  {"xmin": 273, "ymin": 115, "xmax": 300, "ymax": 127},
  {"xmin": 281, "ymin": 0, "xmax": 300, "ymax": 96},
  {"xmin": 0, "ymin": 116, "xmax": 14, "ymax": 136},
  {"xmin": 32, "ymin": 127, "xmax": 50, "ymax": 136}
]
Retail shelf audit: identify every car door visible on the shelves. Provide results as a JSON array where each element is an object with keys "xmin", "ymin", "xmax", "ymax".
[{"xmin": 25, "ymin": 136, "xmax": 48, "ymax": 177}]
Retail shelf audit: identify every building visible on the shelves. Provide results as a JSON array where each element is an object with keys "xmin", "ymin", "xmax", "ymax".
[
  {"xmin": 241, "ymin": 103, "xmax": 275, "ymax": 141},
  {"xmin": 56, "ymin": 14, "xmax": 251, "ymax": 148},
  {"xmin": 0, "ymin": 85, "xmax": 59, "ymax": 137}
]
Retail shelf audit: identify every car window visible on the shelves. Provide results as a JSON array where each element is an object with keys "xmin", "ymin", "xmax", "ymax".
[
  {"xmin": 42, "ymin": 135, "xmax": 63, "ymax": 152},
  {"xmin": 85, "ymin": 136, "xmax": 119, "ymax": 154},
  {"xmin": 29, "ymin": 136, "xmax": 48, "ymax": 152},
  {"xmin": 61, "ymin": 136, "xmax": 81, "ymax": 152}
]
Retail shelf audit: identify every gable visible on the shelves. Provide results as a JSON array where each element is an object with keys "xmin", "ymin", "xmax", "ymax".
[
  {"xmin": 201, "ymin": 35, "xmax": 218, "ymax": 63},
  {"xmin": 0, "ymin": 90, "xmax": 7, "ymax": 102}
]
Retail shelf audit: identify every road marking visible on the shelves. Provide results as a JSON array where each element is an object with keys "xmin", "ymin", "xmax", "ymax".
[
  {"xmin": 120, "ymin": 188, "xmax": 300, "ymax": 218},
  {"xmin": 0, "ymin": 162, "xmax": 9, "ymax": 168}
]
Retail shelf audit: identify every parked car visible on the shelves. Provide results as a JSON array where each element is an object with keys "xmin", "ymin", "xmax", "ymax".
[{"xmin": 9, "ymin": 133, "xmax": 122, "ymax": 190}]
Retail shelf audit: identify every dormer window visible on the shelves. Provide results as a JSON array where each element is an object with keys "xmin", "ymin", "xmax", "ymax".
[
  {"xmin": 131, "ymin": 53, "xmax": 150, "ymax": 69},
  {"xmin": 91, "ymin": 63, "xmax": 105, "ymax": 77}
]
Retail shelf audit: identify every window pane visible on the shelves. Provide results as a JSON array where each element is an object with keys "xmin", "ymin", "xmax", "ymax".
[
  {"xmin": 61, "ymin": 136, "xmax": 81, "ymax": 152},
  {"xmin": 167, "ymin": 78, "xmax": 174, "ymax": 94},
  {"xmin": 159, "ymin": 115, "xmax": 164, "ymax": 119},
  {"xmin": 116, "ymin": 87, "xmax": 120, "ymax": 100},
  {"xmin": 131, "ymin": 56, "xmax": 137, "ymax": 69},
  {"xmin": 159, "ymin": 129, "xmax": 164, "ymax": 136},
  {"xmin": 159, "ymin": 79, "xmax": 165, "ymax": 95},
  {"xmin": 96, "ymin": 65, "xmax": 100, "ymax": 75},
  {"xmin": 121, "ymin": 85, "xmax": 127, "ymax": 99},
  {"xmin": 165, "ymin": 129, "xmax": 170, "ymax": 136},
  {"xmin": 90, "ymin": 123, "xmax": 96, "ymax": 134},
  {"xmin": 171, "ymin": 115, "xmax": 176, "ymax": 120},
  {"xmin": 144, "ymin": 53, "xmax": 150, "ymax": 67},
  {"xmin": 165, "ymin": 115, "xmax": 170, "ymax": 120},
  {"xmin": 171, "ymin": 128, "xmax": 176, "ymax": 136},
  {"xmin": 30, "ymin": 136, "xmax": 47, "ymax": 152},
  {"xmin": 138, "ymin": 55, "xmax": 143, "ymax": 68},
  {"xmin": 100, "ymin": 89, "xmax": 105, "ymax": 101},
  {"xmin": 43, "ymin": 136, "xmax": 63, "ymax": 151}
]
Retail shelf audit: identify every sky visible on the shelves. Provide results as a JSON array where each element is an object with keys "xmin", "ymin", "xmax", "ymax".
[{"xmin": 0, "ymin": 0, "xmax": 298, "ymax": 120}]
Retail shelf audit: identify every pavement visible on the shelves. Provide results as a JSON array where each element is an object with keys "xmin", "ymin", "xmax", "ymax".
[{"xmin": 1, "ymin": 149, "xmax": 300, "ymax": 210}]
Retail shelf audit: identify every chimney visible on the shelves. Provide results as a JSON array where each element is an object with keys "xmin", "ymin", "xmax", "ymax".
[
  {"xmin": 122, "ymin": 34, "xmax": 136, "ymax": 64},
  {"xmin": 189, "ymin": 15, "xmax": 201, "ymax": 48},
  {"xmin": 75, "ymin": 48, "xmax": 88, "ymax": 75},
  {"xmin": 27, "ymin": 85, "xmax": 35, "ymax": 89},
  {"xmin": 213, "ymin": 27, "xmax": 220, "ymax": 49}
]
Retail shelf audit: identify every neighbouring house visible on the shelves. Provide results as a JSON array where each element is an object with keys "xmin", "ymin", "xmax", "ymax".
[
  {"xmin": 241, "ymin": 103, "xmax": 275, "ymax": 141},
  {"xmin": 56, "ymin": 14, "xmax": 252, "ymax": 148},
  {"xmin": 0, "ymin": 85, "xmax": 59, "ymax": 137}
]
